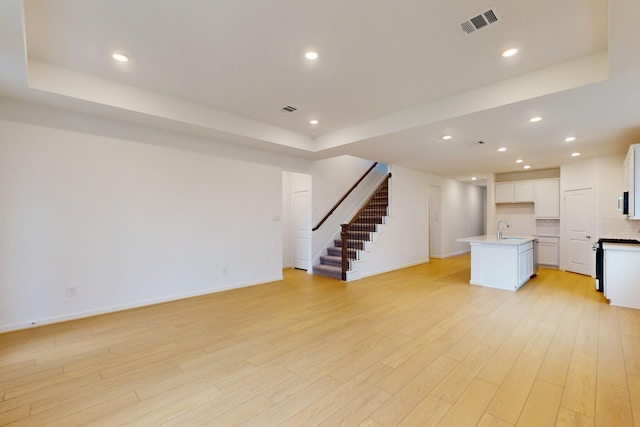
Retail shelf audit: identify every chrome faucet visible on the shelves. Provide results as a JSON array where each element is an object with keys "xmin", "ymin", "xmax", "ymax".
[{"xmin": 497, "ymin": 220, "xmax": 510, "ymax": 240}]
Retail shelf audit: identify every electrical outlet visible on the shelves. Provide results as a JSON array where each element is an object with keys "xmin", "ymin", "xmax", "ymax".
[{"xmin": 66, "ymin": 287, "xmax": 78, "ymax": 297}]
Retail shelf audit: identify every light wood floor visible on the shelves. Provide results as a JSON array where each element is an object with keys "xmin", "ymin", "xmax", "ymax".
[{"xmin": 1, "ymin": 254, "xmax": 639, "ymax": 426}]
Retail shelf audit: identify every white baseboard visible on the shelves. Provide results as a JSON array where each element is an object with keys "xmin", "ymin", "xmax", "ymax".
[
  {"xmin": 439, "ymin": 249, "xmax": 470, "ymax": 258},
  {"xmin": 0, "ymin": 275, "xmax": 283, "ymax": 334},
  {"xmin": 348, "ymin": 259, "xmax": 429, "ymax": 281}
]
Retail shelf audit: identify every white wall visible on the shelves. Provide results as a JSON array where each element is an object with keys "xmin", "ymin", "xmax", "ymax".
[
  {"xmin": 560, "ymin": 153, "xmax": 640, "ymax": 275},
  {"xmin": 309, "ymin": 155, "xmax": 376, "ymax": 226},
  {"xmin": 485, "ymin": 174, "xmax": 496, "ymax": 239},
  {"xmin": 437, "ymin": 178, "xmax": 486, "ymax": 257},
  {"xmin": 495, "ymin": 204, "xmax": 536, "ymax": 236},
  {"xmin": 561, "ymin": 158, "xmax": 598, "ymax": 193},
  {"xmin": 592, "ymin": 154, "xmax": 640, "ymax": 238},
  {"xmin": 354, "ymin": 165, "xmax": 485, "ymax": 279},
  {"xmin": 0, "ymin": 117, "xmax": 284, "ymax": 332},
  {"xmin": 354, "ymin": 165, "xmax": 429, "ymax": 278},
  {"xmin": 0, "ymin": 100, "xmax": 487, "ymax": 330},
  {"xmin": 561, "ymin": 155, "xmax": 628, "ymax": 241},
  {"xmin": 282, "ymin": 172, "xmax": 292, "ymax": 267},
  {"xmin": 309, "ymin": 157, "xmax": 387, "ymax": 263}
]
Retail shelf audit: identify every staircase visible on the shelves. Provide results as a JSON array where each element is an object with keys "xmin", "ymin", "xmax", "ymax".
[{"xmin": 313, "ymin": 180, "xmax": 389, "ymax": 280}]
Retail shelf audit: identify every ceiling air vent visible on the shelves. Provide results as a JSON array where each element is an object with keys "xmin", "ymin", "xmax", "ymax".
[
  {"xmin": 484, "ymin": 9, "xmax": 498, "ymax": 24},
  {"xmin": 281, "ymin": 105, "xmax": 297, "ymax": 113},
  {"xmin": 461, "ymin": 9, "xmax": 499, "ymax": 34}
]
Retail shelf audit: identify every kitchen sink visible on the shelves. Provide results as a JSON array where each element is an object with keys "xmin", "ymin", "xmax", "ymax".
[{"xmin": 500, "ymin": 237, "xmax": 524, "ymax": 240}]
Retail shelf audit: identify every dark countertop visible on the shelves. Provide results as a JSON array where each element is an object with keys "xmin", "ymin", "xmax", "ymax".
[{"xmin": 598, "ymin": 238, "xmax": 640, "ymax": 244}]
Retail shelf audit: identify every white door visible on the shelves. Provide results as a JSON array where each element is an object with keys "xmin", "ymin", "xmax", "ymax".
[
  {"xmin": 429, "ymin": 185, "xmax": 442, "ymax": 258},
  {"xmin": 564, "ymin": 188, "xmax": 594, "ymax": 275},
  {"xmin": 293, "ymin": 191, "xmax": 311, "ymax": 270}
]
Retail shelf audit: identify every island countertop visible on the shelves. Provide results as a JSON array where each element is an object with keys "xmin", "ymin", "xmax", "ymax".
[
  {"xmin": 457, "ymin": 235, "xmax": 538, "ymax": 246},
  {"xmin": 456, "ymin": 235, "xmax": 537, "ymax": 291}
]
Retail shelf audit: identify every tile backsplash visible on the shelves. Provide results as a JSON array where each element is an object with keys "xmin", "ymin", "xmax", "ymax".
[
  {"xmin": 599, "ymin": 217, "xmax": 640, "ymax": 239},
  {"xmin": 496, "ymin": 209, "xmax": 640, "ymax": 239},
  {"xmin": 496, "ymin": 204, "xmax": 562, "ymax": 237},
  {"xmin": 531, "ymin": 217, "xmax": 640, "ymax": 240},
  {"xmin": 535, "ymin": 218, "xmax": 560, "ymax": 237}
]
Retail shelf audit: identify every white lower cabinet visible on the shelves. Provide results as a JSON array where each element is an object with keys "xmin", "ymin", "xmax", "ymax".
[
  {"xmin": 603, "ymin": 243, "xmax": 640, "ymax": 309},
  {"xmin": 537, "ymin": 236, "xmax": 559, "ymax": 267},
  {"xmin": 467, "ymin": 239, "xmax": 535, "ymax": 291},
  {"xmin": 518, "ymin": 246, "xmax": 534, "ymax": 285}
]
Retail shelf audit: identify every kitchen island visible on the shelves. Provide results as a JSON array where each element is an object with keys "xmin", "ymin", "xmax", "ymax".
[{"xmin": 457, "ymin": 235, "xmax": 537, "ymax": 291}]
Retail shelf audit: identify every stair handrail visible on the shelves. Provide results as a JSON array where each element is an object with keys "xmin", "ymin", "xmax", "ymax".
[
  {"xmin": 312, "ymin": 162, "xmax": 378, "ymax": 231},
  {"xmin": 342, "ymin": 173, "xmax": 392, "ymax": 229},
  {"xmin": 340, "ymin": 173, "xmax": 392, "ymax": 280}
]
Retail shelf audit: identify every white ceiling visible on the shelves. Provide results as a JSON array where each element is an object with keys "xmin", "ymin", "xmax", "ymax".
[{"xmin": 2, "ymin": 0, "xmax": 639, "ymax": 183}]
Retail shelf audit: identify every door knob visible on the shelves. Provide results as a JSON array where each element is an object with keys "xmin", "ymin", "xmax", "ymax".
[{"xmin": 586, "ymin": 235, "xmax": 591, "ymax": 239}]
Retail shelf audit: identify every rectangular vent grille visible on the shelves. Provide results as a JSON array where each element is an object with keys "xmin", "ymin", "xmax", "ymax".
[
  {"xmin": 470, "ymin": 14, "xmax": 487, "ymax": 30},
  {"xmin": 461, "ymin": 9, "xmax": 499, "ymax": 34},
  {"xmin": 484, "ymin": 9, "xmax": 498, "ymax": 23},
  {"xmin": 281, "ymin": 105, "xmax": 297, "ymax": 113},
  {"xmin": 461, "ymin": 21, "xmax": 475, "ymax": 34}
]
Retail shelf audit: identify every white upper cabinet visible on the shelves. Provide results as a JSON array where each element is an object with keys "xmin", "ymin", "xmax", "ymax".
[
  {"xmin": 496, "ymin": 178, "xmax": 559, "ymax": 216},
  {"xmin": 514, "ymin": 182, "xmax": 534, "ymax": 202},
  {"xmin": 625, "ymin": 144, "xmax": 640, "ymax": 219},
  {"xmin": 495, "ymin": 182, "xmax": 534, "ymax": 203},
  {"xmin": 534, "ymin": 179, "xmax": 560, "ymax": 218},
  {"xmin": 495, "ymin": 183, "xmax": 514, "ymax": 203}
]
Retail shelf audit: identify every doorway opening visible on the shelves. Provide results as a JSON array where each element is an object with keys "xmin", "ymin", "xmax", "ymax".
[
  {"xmin": 429, "ymin": 184, "xmax": 442, "ymax": 259},
  {"xmin": 563, "ymin": 188, "xmax": 594, "ymax": 276},
  {"xmin": 282, "ymin": 172, "xmax": 312, "ymax": 271}
]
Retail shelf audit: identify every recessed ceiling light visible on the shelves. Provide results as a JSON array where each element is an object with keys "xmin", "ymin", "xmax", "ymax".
[
  {"xmin": 515, "ymin": 159, "xmax": 523, "ymax": 163},
  {"xmin": 442, "ymin": 135, "xmax": 452, "ymax": 140},
  {"xmin": 565, "ymin": 136, "xmax": 576, "ymax": 142},
  {"xmin": 471, "ymin": 177, "xmax": 477, "ymax": 181},
  {"xmin": 309, "ymin": 119, "xmax": 319, "ymax": 125},
  {"xmin": 529, "ymin": 116, "xmax": 542, "ymax": 123},
  {"xmin": 523, "ymin": 165, "xmax": 531, "ymax": 169},
  {"xmin": 305, "ymin": 51, "xmax": 319, "ymax": 60},
  {"xmin": 571, "ymin": 152, "xmax": 581, "ymax": 157},
  {"xmin": 112, "ymin": 53, "xmax": 129, "ymax": 62},
  {"xmin": 498, "ymin": 147, "xmax": 507, "ymax": 152},
  {"xmin": 502, "ymin": 48, "xmax": 519, "ymax": 58}
]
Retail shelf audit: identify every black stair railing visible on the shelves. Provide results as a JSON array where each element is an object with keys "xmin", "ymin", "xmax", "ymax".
[
  {"xmin": 340, "ymin": 173, "xmax": 391, "ymax": 280},
  {"xmin": 312, "ymin": 162, "xmax": 378, "ymax": 232}
]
